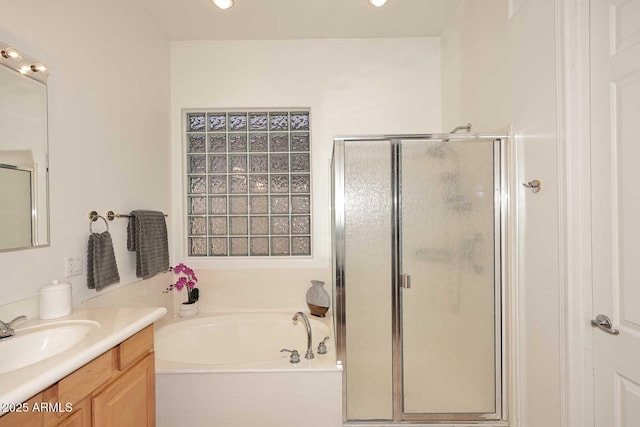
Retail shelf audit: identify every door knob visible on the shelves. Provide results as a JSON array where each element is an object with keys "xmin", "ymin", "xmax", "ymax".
[{"xmin": 590, "ymin": 314, "xmax": 620, "ymax": 335}]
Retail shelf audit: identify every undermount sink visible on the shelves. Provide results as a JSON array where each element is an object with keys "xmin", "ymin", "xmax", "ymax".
[{"xmin": 0, "ymin": 320, "xmax": 100, "ymax": 374}]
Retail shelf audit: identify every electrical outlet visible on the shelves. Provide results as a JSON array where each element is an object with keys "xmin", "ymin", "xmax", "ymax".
[{"xmin": 64, "ymin": 256, "xmax": 83, "ymax": 277}]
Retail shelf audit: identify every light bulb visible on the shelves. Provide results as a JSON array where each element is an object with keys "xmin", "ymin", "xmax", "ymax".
[
  {"xmin": 19, "ymin": 65, "xmax": 30, "ymax": 74},
  {"xmin": 212, "ymin": 0, "xmax": 234, "ymax": 9},
  {"xmin": 1, "ymin": 48, "xmax": 21, "ymax": 60},
  {"xmin": 31, "ymin": 64, "xmax": 47, "ymax": 73},
  {"xmin": 368, "ymin": 0, "xmax": 388, "ymax": 6}
]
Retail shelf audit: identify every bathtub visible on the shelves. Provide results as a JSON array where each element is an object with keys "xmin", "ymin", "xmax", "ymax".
[{"xmin": 154, "ymin": 312, "xmax": 342, "ymax": 427}]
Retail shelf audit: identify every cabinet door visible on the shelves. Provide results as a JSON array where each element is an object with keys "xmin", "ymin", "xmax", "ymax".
[
  {"xmin": 92, "ymin": 353, "xmax": 155, "ymax": 427},
  {"xmin": 0, "ymin": 394, "xmax": 43, "ymax": 427},
  {"xmin": 56, "ymin": 398, "xmax": 90, "ymax": 427}
]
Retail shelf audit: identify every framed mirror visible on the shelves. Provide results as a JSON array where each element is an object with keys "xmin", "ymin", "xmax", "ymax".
[{"xmin": 0, "ymin": 42, "xmax": 49, "ymax": 251}]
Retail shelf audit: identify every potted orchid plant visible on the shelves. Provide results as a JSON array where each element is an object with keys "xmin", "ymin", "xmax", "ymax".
[{"xmin": 164, "ymin": 263, "xmax": 199, "ymax": 316}]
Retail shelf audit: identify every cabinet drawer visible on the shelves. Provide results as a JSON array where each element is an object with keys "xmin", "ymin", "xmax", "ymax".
[
  {"xmin": 118, "ymin": 325, "xmax": 153, "ymax": 371},
  {"xmin": 57, "ymin": 350, "xmax": 113, "ymax": 406}
]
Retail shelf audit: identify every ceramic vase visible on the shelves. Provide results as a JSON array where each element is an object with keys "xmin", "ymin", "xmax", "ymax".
[
  {"xmin": 179, "ymin": 301, "xmax": 198, "ymax": 318},
  {"xmin": 306, "ymin": 280, "xmax": 330, "ymax": 317}
]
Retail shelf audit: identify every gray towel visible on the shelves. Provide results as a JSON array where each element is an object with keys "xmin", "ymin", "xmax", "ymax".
[
  {"xmin": 127, "ymin": 210, "xmax": 170, "ymax": 278},
  {"xmin": 87, "ymin": 231, "xmax": 120, "ymax": 290}
]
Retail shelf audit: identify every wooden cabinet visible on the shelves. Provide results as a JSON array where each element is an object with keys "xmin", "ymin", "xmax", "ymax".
[{"xmin": 0, "ymin": 325, "xmax": 155, "ymax": 427}]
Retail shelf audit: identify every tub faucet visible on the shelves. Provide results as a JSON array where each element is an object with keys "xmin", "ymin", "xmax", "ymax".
[
  {"xmin": 293, "ymin": 312, "xmax": 314, "ymax": 359},
  {"xmin": 0, "ymin": 315, "xmax": 27, "ymax": 340}
]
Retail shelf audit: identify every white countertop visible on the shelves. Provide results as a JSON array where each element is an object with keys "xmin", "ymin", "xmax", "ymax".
[{"xmin": 0, "ymin": 306, "xmax": 167, "ymax": 410}]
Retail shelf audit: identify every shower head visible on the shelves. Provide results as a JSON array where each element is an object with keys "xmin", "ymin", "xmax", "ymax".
[
  {"xmin": 449, "ymin": 123, "xmax": 472, "ymax": 134},
  {"xmin": 443, "ymin": 123, "xmax": 472, "ymax": 142}
]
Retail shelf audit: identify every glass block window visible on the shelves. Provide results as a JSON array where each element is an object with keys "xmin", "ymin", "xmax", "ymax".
[{"xmin": 186, "ymin": 110, "xmax": 312, "ymax": 257}]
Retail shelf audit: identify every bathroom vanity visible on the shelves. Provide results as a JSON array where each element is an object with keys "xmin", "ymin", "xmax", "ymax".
[{"xmin": 0, "ymin": 307, "xmax": 166, "ymax": 427}]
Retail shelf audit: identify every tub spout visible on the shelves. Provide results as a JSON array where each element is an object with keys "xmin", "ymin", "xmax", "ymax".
[{"xmin": 293, "ymin": 312, "xmax": 314, "ymax": 360}]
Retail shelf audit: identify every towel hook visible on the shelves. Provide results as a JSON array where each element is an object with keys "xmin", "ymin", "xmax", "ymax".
[{"xmin": 88, "ymin": 211, "xmax": 109, "ymax": 233}]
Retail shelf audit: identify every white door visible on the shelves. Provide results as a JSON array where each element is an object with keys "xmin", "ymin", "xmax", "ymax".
[{"xmin": 590, "ymin": 1, "xmax": 640, "ymax": 425}]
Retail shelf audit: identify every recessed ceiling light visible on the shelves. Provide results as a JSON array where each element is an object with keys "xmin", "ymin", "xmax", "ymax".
[
  {"xmin": 212, "ymin": 0, "xmax": 234, "ymax": 9},
  {"xmin": 369, "ymin": 0, "xmax": 389, "ymax": 6}
]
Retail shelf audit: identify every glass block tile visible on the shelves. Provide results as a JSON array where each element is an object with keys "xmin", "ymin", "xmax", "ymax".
[
  {"xmin": 270, "ymin": 154, "xmax": 289, "ymax": 173},
  {"xmin": 210, "ymin": 196, "xmax": 227, "ymax": 214},
  {"xmin": 269, "ymin": 112, "xmax": 289, "ymax": 131},
  {"xmin": 271, "ymin": 175, "xmax": 289, "ymax": 193},
  {"xmin": 229, "ymin": 134, "xmax": 247, "ymax": 151},
  {"xmin": 187, "ymin": 113, "xmax": 206, "ymax": 132},
  {"xmin": 231, "ymin": 237, "xmax": 248, "ymax": 255},
  {"xmin": 189, "ymin": 197, "xmax": 207, "ymax": 215},
  {"xmin": 271, "ymin": 195, "xmax": 289, "ymax": 214},
  {"xmin": 270, "ymin": 133, "xmax": 289, "ymax": 152},
  {"xmin": 291, "ymin": 153, "xmax": 310, "ymax": 172},
  {"xmin": 250, "ymin": 237, "xmax": 269, "ymax": 256},
  {"xmin": 229, "ymin": 113, "xmax": 248, "ymax": 131},
  {"xmin": 230, "ymin": 175, "xmax": 248, "ymax": 193},
  {"xmin": 208, "ymin": 113, "xmax": 227, "ymax": 131},
  {"xmin": 291, "ymin": 195, "xmax": 310, "ymax": 214},
  {"xmin": 189, "ymin": 237, "xmax": 207, "ymax": 256},
  {"xmin": 188, "ymin": 176, "xmax": 206, "ymax": 194},
  {"xmin": 291, "ymin": 133, "xmax": 310, "ymax": 152},
  {"xmin": 291, "ymin": 174, "xmax": 310, "ymax": 193},
  {"xmin": 230, "ymin": 217, "xmax": 248, "ymax": 235},
  {"xmin": 249, "ymin": 113, "xmax": 268, "ymax": 131},
  {"xmin": 271, "ymin": 237, "xmax": 290, "ymax": 255},
  {"xmin": 188, "ymin": 134, "xmax": 206, "ymax": 153},
  {"xmin": 209, "ymin": 217, "xmax": 227, "ymax": 235},
  {"xmin": 250, "ymin": 154, "xmax": 268, "ymax": 173},
  {"xmin": 230, "ymin": 196, "xmax": 248, "ymax": 214},
  {"xmin": 189, "ymin": 217, "xmax": 207, "ymax": 235},
  {"xmin": 249, "ymin": 133, "xmax": 268, "ymax": 152},
  {"xmin": 209, "ymin": 135, "xmax": 227, "ymax": 152},
  {"xmin": 250, "ymin": 217, "xmax": 269, "ymax": 235},
  {"xmin": 249, "ymin": 175, "xmax": 268, "ymax": 193},
  {"xmin": 291, "ymin": 236, "xmax": 311, "ymax": 255},
  {"xmin": 188, "ymin": 155, "xmax": 206, "ymax": 173},
  {"xmin": 291, "ymin": 216, "xmax": 310, "ymax": 234},
  {"xmin": 230, "ymin": 155, "xmax": 247, "ymax": 173},
  {"xmin": 271, "ymin": 216, "xmax": 290, "ymax": 235},
  {"xmin": 250, "ymin": 195, "xmax": 268, "ymax": 214},
  {"xmin": 209, "ymin": 155, "xmax": 227, "ymax": 173},
  {"xmin": 290, "ymin": 112, "xmax": 309, "ymax": 130},
  {"xmin": 209, "ymin": 175, "xmax": 227, "ymax": 194},
  {"xmin": 209, "ymin": 238, "xmax": 228, "ymax": 256}
]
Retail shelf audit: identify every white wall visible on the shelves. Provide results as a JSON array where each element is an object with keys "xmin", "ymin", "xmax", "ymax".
[
  {"xmin": 0, "ymin": 0, "xmax": 171, "ymax": 311},
  {"xmin": 170, "ymin": 38, "xmax": 442, "ymax": 288},
  {"xmin": 509, "ymin": 0, "xmax": 563, "ymax": 425},
  {"xmin": 441, "ymin": 0, "xmax": 563, "ymax": 425},
  {"xmin": 440, "ymin": 0, "xmax": 511, "ymax": 133}
]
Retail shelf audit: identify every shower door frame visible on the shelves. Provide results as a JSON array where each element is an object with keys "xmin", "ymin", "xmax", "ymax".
[{"xmin": 333, "ymin": 133, "xmax": 509, "ymax": 425}]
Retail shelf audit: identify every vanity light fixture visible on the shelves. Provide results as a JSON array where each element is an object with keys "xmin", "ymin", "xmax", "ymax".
[
  {"xmin": 368, "ymin": 0, "xmax": 389, "ymax": 6},
  {"xmin": 211, "ymin": 0, "xmax": 234, "ymax": 9},
  {"xmin": 0, "ymin": 48, "xmax": 20, "ymax": 60}
]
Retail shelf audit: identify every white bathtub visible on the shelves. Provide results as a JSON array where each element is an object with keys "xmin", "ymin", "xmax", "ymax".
[{"xmin": 155, "ymin": 312, "xmax": 342, "ymax": 427}]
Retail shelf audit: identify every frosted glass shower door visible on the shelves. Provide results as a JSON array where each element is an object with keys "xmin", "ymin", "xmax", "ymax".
[
  {"xmin": 400, "ymin": 139, "xmax": 501, "ymax": 419},
  {"xmin": 343, "ymin": 140, "xmax": 394, "ymax": 420}
]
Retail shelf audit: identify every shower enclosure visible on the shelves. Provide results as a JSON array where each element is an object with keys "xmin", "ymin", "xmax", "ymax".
[{"xmin": 332, "ymin": 134, "xmax": 508, "ymax": 424}]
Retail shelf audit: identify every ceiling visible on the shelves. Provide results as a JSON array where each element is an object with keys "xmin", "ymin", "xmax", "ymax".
[{"xmin": 133, "ymin": 0, "xmax": 463, "ymax": 41}]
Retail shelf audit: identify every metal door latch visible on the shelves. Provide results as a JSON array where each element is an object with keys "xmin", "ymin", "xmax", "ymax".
[{"xmin": 590, "ymin": 314, "xmax": 620, "ymax": 335}]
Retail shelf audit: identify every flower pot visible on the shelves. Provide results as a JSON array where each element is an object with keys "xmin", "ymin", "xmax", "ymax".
[
  {"xmin": 306, "ymin": 280, "xmax": 330, "ymax": 317},
  {"xmin": 179, "ymin": 301, "xmax": 198, "ymax": 318}
]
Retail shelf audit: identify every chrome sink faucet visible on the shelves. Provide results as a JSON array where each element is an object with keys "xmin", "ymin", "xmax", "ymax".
[
  {"xmin": 293, "ymin": 312, "xmax": 314, "ymax": 359},
  {"xmin": 0, "ymin": 315, "xmax": 27, "ymax": 339}
]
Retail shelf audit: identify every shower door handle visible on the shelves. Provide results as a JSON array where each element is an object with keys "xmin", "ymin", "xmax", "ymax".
[{"xmin": 400, "ymin": 274, "xmax": 411, "ymax": 289}]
